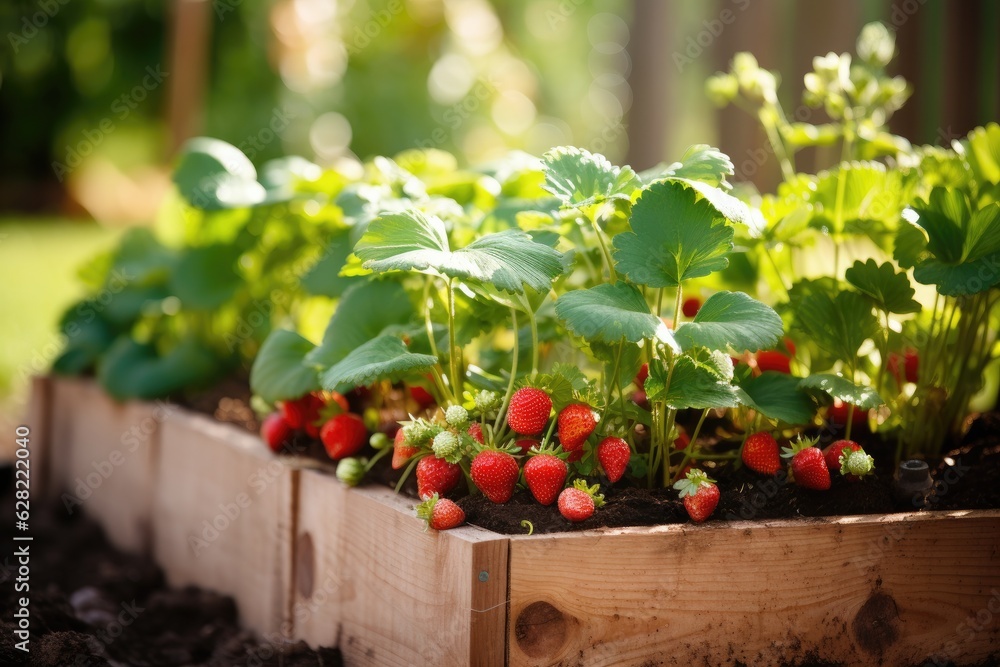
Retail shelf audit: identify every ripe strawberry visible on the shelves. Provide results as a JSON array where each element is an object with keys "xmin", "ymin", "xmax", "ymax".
[
  {"xmin": 632, "ymin": 389, "xmax": 649, "ymax": 410},
  {"xmin": 523, "ymin": 454, "xmax": 568, "ymax": 505},
  {"xmin": 470, "ymin": 450, "xmax": 520, "ymax": 503},
  {"xmin": 755, "ymin": 350, "xmax": 791, "ymax": 374},
  {"xmin": 392, "ymin": 428, "xmax": 419, "ymax": 470},
  {"xmin": 742, "ymin": 432, "xmax": 781, "ymax": 475},
  {"xmin": 635, "ymin": 363, "xmax": 649, "ymax": 388},
  {"xmin": 682, "ymin": 296, "xmax": 702, "ymax": 318},
  {"xmin": 783, "ymin": 337, "xmax": 797, "ymax": 357},
  {"xmin": 673, "ymin": 470, "xmax": 719, "ymax": 523},
  {"xmin": 416, "ymin": 455, "xmax": 462, "ymax": 499},
  {"xmin": 557, "ymin": 480, "xmax": 605, "ymax": 523},
  {"xmin": 415, "ymin": 493, "xmax": 465, "ymax": 530},
  {"xmin": 827, "ymin": 399, "xmax": 854, "ymax": 425},
  {"xmin": 261, "ymin": 413, "xmax": 291, "ymax": 453},
  {"xmin": 320, "ymin": 413, "xmax": 367, "ymax": 460},
  {"xmin": 781, "ymin": 436, "xmax": 831, "ymax": 490},
  {"xmin": 823, "ymin": 439, "xmax": 861, "ymax": 473},
  {"xmin": 557, "ymin": 403, "xmax": 599, "ymax": 451},
  {"xmin": 468, "ymin": 422, "xmax": 485, "ymax": 444},
  {"xmin": 515, "ymin": 438, "xmax": 539, "ymax": 455},
  {"xmin": 597, "ymin": 436, "xmax": 630, "ymax": 483},
  {"xmin": 506, "ymin": 387, "xmax": 552, "ymax": 435},
  {"xmin": 904, "ymin": 349, "xmax": 919, "ymax": 383},
  {"xmin": 281, "ymin": 393, "xmax": 323, "ymax": 430},
  {"xmin": 674, "ymin": 430, "xmax": 690, "ymax": 450},
  {"xmin": 409, "ymin": 384, "xmax": 435, "ymax": 409}
]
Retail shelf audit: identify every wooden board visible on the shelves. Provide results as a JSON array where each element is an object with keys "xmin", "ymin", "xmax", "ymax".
[
  {"xmin": 152, "ymin": 409, "xmax": 297, "ymax": 637},
  {"xmin": 507, "ymin": 510, "xmax": 1000, "ymax": 666},
  {"xmin": 47, "ymin": 377, "xmax": 162, "ymax": 553},
  {"xmin": 23, "ymin": 375, "xmax": 52, "ymax": 498},
  {"xmin": 293, "ymin": 477, "xmax": 509, "ymax": 666}
]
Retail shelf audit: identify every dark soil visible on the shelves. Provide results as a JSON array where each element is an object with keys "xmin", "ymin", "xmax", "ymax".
[{"xmin": 0, "ymin": 476, "xmax": 342, "ymax": 667}]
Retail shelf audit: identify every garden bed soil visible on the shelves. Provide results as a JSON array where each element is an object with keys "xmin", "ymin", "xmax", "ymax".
[
  {"xmin": 181, "ymin": 380, "xmax": 1000, "ymax": 535},
  {"xmin": 0, "ymin": 469, "xmax": 341, "ymax": 667}
]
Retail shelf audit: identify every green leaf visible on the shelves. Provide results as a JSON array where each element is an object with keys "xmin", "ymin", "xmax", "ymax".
[
  {"xmin": 790, "ymin": 285, "xmax": 878, "ymax": 363},
  {"xmin": 844, "ymin": 259, "xmax": 921, "ymax": 314},
  {"xmin": 306, "ymin": 280, "xmax": 415, "ymax": 367},
  {"xmin": 301, "ymin": 229, "xmax": 361, "ymax": 297},
  {"xmin": 169, "ymin": 244, "xmax": 243, "ymax": 309},
  {"xmin": 250, "ymin": 330, "xmax": 321, "ymax": 404},
  {"xmin": 173, "ymin": 137, "xmax": 266, "ymax": 210},
  {"xmin": 673, "ymin": 291, "xmax": 783, "ymax": 352},
  {"xmin": 670, "ymin": 179, "xmax": 757, "ymax": 229},
  {"xmin": 110, "ymin": 229, "xmax": 176, "ymax": 284},
  {"xmin": 541, "ymin": 146, "xmax": 640, "ymax": 208},
  {"xmin": 645, "ymin": 354, "xmax": 740, "ymax": 410},
  {"xmin": 964, "ymin": 123, "xmax": 1000, "ymax": 185},
  {"xmin": 52, "ymin": 309, "xmax": 118, "ymax": 375},
  {"xmin": 98, "ymin": 337, "xmax": 223, "ymax": 400},
  {"xmin": 893, "ymin": 221, "xmax": 928, "ymax": 269},
  {"xmin": 613, "ymin": 180, "xmax": 734, "ymax": 287},
  {"xmin": 902, "ymin": 203, "xmax": 964, "ymax": 265},
  {"xmin": 736, "ymin": 372, "xmax": 816, "ymax": 425},
  {"xmin": 320, "ymin": 335, "xmax": 437, "ymax": 391},
  {"xmin": 555, "ymin": 283, "xmax": 677, "ymax": 348},
  {"xmin": 355, "ymin": 209, "xmax": 565, "ymax": 294},
  {"xmin": 638, "ymin": 145, "xmax": 734, "ymax": 189},
  {"xmin": 799, "ymin": 373, "xmax": 884, "ymax": 410},
  {"xmin": 912, "ymin": 255, "xmax": 1000, "ymax": 296},
  {"xmin": 962, "ymin": 202, "xmax": 1000, "ymax": 262}
]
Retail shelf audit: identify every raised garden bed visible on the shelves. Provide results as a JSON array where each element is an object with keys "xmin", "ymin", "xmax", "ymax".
[{"xmin": 29, "ymin": 376, "xmax": 1000, "ymax": 666}]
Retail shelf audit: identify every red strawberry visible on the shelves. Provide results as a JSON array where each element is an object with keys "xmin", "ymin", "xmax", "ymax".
[
  {"xmin": 782, "ymin": 436, "xmax": 831, "ymax": 490},
  {"xmin": 673, "ymin": 470, "xmax": 719, "ymax": 523},
  {"xmin": 557, "ymin": 403, "xmax": 599, "ymax": 451},
  {"xmin": 470, "ymin": 450, "xmax": 520, "ymax": 503},
  {"xmin": 597, "ymin": 436, "xmax": 630, "ymax": 483},
  {"xmin": 523, "ymin": 454, "xmax": 568, "ymax": 505},
  {"xmin": 305, "ymin": 392, "xmax": 350, "ymax": 438},
  {"xmin": 823, "ymin": 439, "xmax": 862, "ymax": 473},
  {"xmin": 828, "ymin": 399, "xmax": 854, "ymax": 425},
  {"xmin": 261, "ymin": 413, "xmax": 291, "ymax": 453},
  {"xmin": 415, "ymin": 493, "xmax": 465, "ymax": 530},
  {"xmin": 755, "ymin": 350, "xmax": 791, "ymax": 374},
  {"xmin": 632, "ymin": 389, "xmax": 649, "ymax": 409},
  {"xmin": 320, "ymin": 413, "xmax": 367, "ymax": 460},
  {"xmin": 635, "ymin": 363, "xmax": 649, "ymax": 388},
  {"xmin": 468, "ymin": 422, "xmax": 485, "ymax": 444},
  {"xmin": 409, "ymin": 385, "xmax": 435, "ymax": 409},
  {"xmin": 515, "ymin": 438, "xmax": 539, "ymax": 455},
  {"xmin": 682, "ymin": 296, "xmax": 702, "ymax": 318},
  {"xmin": 281, "ymin": 393, "xmax": 323, "ymax": 430},
  {"xmin": 674, "ymin": 430, "xmax": 690, "ymax": 450},
  {"xmin": 783, "ymin": 337, "xmax": 797, "ymax": 357},
  {"xmin": 557, "ymin": 480, "xmax": 605, "ymax": 522},
  {"xmin": 392, "ymin": 428, "xmax": 419, "ymax": 470},
  {"xmin": 506, "ymin": 387, "xmax": 552, "ymax": 435},
  {"xmin": 416, "ymin": 455, "xmax": 462, "ymax": 499},
  {"xmin": 904, "ymin": 349, "xmax": 919, "ymax": 383},
  {"xmin": 742, "ymin": 432, "xmax": 781, "ymax": 475}
]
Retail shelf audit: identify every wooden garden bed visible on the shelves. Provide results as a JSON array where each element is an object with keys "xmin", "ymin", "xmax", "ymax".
[{"xmin": 27, "ymin": 376, "xmax": 1000, "ymax": 666}]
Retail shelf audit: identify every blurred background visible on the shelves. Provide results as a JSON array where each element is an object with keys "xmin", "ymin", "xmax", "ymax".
[{"xmin": 0, "ymin": 0, "xmax": 998, "ymax": 429}]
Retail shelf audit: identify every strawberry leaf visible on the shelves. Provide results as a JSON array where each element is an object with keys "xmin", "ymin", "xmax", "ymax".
[
  {"xmin": 173, "ymin": 138, "xmax": 267, "ymax": 210},
  {"xmin": 555, "ymin": 283, "xmax": 678, "ymax": 348},
  {"xmin": 320, "ymin": 335, "xmax": 437, "ymax": 391},
  {"xmin": 301, "ymin": 228, "xmax": 363, "ymax": 298},
  {"xmin": 645, "ymin": 354, "xmax": 740, "ymax": 410},
  {"xmin": 963, "ymin": 122, "xmax": 1000, "ymax": 185},
  {"xmin": 541, "ymin": 146, "xmax": 640, "ymax": 208},
  {"xmin": 673, "ymin": 291, "xmax": 783, "ymax": 352},
  {"xmin": 250, "ymin": 330, "xmax": 321, "ymax": 404},
  {"xmin": 798, "ymin": 373, "xmax": 884, "ymax": 410},
  {"xmin": 98, "ymin": 337, "xmax": 223, "ymax": 400},
  {"xmin": 355, "ymin": 209, "xmax": 566, "ymax": 294},
  {"xmin": 613, "ymin": 180, "xmax": 735, "ymax": 288},
  {"xmin": 638, "ymin": 144, "xmax": 734, "ymax": 189},
  {"xmin": 169, "ymin": 244, "xmax": 243, "ymax": 310},
  {"xmin": 962, "ymin": 202, "xmax": 1000, "ymax": 263},
  {"xmin": 735, "ymin": 372, "xmax": 817, "ymax": 425},
  {"xmin": 789, "ymin": 282, "xmax": 878, "ymax": 363},
  {"xmin": 844, "ymin": 259, "xmax": 921, "ymax": 314}
]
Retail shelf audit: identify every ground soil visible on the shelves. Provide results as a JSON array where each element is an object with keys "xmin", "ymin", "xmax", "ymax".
[{"xmin": 0, "ymin": 477, "xmax": 342, "ymax": 667}]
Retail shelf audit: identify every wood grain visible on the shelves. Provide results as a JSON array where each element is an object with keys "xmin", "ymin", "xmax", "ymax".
[
  {"xmin": 327, "ymin": 485, "xmax": 508, "ymax": 666},
  {"xmin": 24, "ymin": 375, "xmax": 52, "ymax": 498},
  {"xmin": 152, "ymin": 409, "xmax": 296, "ymax": 636},
  {"xmin": 507, "ymin": 510, "xmax": 1000, "ymax": 666},
  {"xmin": 47, "ymin": 377, "xmax": 160, "ymax": 553}
]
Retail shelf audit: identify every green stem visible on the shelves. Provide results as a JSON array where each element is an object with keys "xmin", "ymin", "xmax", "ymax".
[
  {"xmin": 527, "ymin": 308, "xmax": 539, "ymax": 378},
  {"xmin": 672, "ymin": 285, "xmax": 683, "ymax": 330},
  {"xmin": 689, "ymin": 409, "xmax": 709, "ymax": 447},
  {"xmin": 656, "ymin": 287, "xmax": 665, "ymax": 319},
  {"xmin": 364, "ymin": 446, "xmax": 391, "ymax": 472},
  {"xmin": 760, "ymin": 110, "xmax": 796, "ymax": 182},
  {"xmin": 446, "ymin": 279, "xmax": 462, "ymax": 400},
  {"xmin": 590, "ymin": 213, "xmax": 618, "ymax": 283},
  {"xmin": 761, "ymin": 243, "xmax": 790, "ymax": 297},
  {"xmin": 493, "ymin": 308, "xmax": 520, "ymax": 433}
]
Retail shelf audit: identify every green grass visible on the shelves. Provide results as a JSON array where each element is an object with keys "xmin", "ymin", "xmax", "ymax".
[{"xmin": 0, "ymin": 218, "xmax": 120, "ymax": 414}]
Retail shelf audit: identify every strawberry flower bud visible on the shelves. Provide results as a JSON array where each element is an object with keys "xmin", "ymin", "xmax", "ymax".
[
  {"xmin": 474, "ymin": 390, "xmax": 501, "ymax": 412},
  {"xmin": 445, "ymin": 405, "xmax": 470, "ymax": 427},
  {"xmin": 432, "ymin": 431, "xmax": 461, "ymax": 461},
  {"xmin": 840, "ymin": 449, "xmax": 875, "ymax": 478}
]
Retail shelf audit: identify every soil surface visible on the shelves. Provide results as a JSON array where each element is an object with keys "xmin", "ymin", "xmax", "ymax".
[{"xmin": 0, "ymin": 473, "xmax": 342, "ymax": 667}]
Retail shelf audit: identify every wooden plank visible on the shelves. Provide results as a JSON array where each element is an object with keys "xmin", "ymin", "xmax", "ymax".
[
  {"xmin": 23, "ymin": 375, "xmax": 52, "ymax": 499},
  {"xmin": 507, "ymin": 510, "xmax": 1000, "ymax": 666},
  {"xmin": 152, "ymin": 409, "xmax": 296, "ymax": 636},
  {"xmin": 320, "ymin": 484, "xmax": 508, "ymax": 666},
  {"xmin": 47, "ymin": 377, "xmax": 162, "ymax": 554}
]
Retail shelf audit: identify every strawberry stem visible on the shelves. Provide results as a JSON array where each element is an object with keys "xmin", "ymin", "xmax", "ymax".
[{"xmin": 493, "ymin": 307, "xmax": 520, "ymax": 434}]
